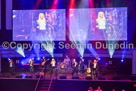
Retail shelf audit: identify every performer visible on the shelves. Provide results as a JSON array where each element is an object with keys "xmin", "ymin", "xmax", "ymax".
[
  {"xmin": 96, "ymin": 12, "xmax": 106, "ymax": 30},
  {"xmin": 50, "ymin": 58, "xmax": 56, "ymax": 78},
  {"xmin": 9, "ymin": 59, "xmax": 14, "ymax": 76},
  {"xmin": 41, "ymin": 56, "xmax": 47, "ymax": 67},
  {"xmin": 37, "ymin": 13, "xmax": 46, "ymax": 30},
  {"xmin": 29, "ymin": 58, "xmax": 34, "ymax": 73},
  {"xmin": 96, "ymin": 11, "xmax": 106, "ymax": 39},
  {"xmin": 37, "ymin": 13, "xmax": 47, "ymax": 39},
  {"xmin": 92, "ymin": 56, "xmax": 99, "ymax": 80},
  {"xmin": 72, "ymin": 59, "xmax": 78, "ymax": 76},
  {"xmin": 78, "ymin": 57, "xmax": 85, "ymax": 75},
  {"xmin": 78, "ymin": 60, "xmax": 82, "ymax": 74},
  {"xmin": 64, "ymin": 55, "xmax": 70, "ymax": 69},
  {"xmin": 41, "ymin": 56, "xmax": 47, "ymax": 77}
]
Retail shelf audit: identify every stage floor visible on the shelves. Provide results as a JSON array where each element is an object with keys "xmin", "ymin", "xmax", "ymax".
[{"xmin": 0, "ymin": 72, "xmax": 132, "ymax": 81}]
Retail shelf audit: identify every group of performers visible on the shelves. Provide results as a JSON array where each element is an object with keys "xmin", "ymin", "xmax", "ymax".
[
  {"xmin": 8, "ymin": 56, "xmax": 99, "ymax": 80},
  {"xmin": 71, "ymin": 56, "xmax": 99, "ymax": 80}
]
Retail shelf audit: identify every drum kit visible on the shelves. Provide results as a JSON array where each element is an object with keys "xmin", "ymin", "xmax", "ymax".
[
  {"xmin": 55, "ymin": 58, "xmax": 72, "ymax": 74},
  {"xmin": 59, "ymin": 58, "xmax": 71, "ymax": 70}
]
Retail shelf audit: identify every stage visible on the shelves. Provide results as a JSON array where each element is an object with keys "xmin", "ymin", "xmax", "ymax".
[{"xmin": 1, "ymin": 0, "xmax": 136, "ymax": 91}]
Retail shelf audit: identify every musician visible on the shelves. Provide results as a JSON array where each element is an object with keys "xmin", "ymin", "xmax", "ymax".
[
  {"xmin": 41, "ymin": 56, "xmax": 46, "ymax": 67},
  {"xmin": 72, "ymin": 59, "xmax": 78, "ymax": 76},
  {"xmin": 64, "ymin": 55, "xmax": 70, "ymax": 69},
  {"xmin": 92, "ymin": 56, "xmax": 99, "ymax": 80},
  {"xmin": 9, "ymin": 59, "xmax": 14, "ymax": 75},
  {"xmin": 41, "ymin": 56, "xmax": 47, "ymax": 78},
  {"xmin": 79, "ymin": 57, "xmax": 85, "ymax": 75},
  {"xmin": 50, "ymin": 58, "xmax": 56, "ymax": 78},
  {"xmin": 29, "ymin": 58, "xmax": 34, "ymax": 73},
  {"xmin": 96, "ymin": 12, "xmax": 106, "ymax": 30},
  {"xmin": 36, "ymin": 13, "xmax": 47, "ymax": 39},
  {"xmin": 96, "ymin": 11, "xmax": 106, "ymax": 39},
  {"xmin": 37, "ymin": 13, "xmax": 46, "ymax": 30}
]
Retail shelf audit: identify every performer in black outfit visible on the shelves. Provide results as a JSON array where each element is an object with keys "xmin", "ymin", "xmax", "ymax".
[
  {"xmin": 79, "ymin": 57, "xmax": 85, "ymax": 75},
  {"xmin": 41, "ymin": 56, "xmax": 47, "ymax": 78},
  {"xmin": 9, "ymin": 59, "xmax": 14, "ymax": 76},
  {"xmin": 72, "ymin": 59, "xmax": 78, "ymax": 76},
  {"xmin": 92, "ymin": 56, "xmax": 99, "ymax": 80}
]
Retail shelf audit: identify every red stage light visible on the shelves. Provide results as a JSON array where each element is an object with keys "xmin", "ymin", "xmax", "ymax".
[
  {"xmin": 69, "ymin": 0, "xmax": 75, "ymax": 9},
  {"xmin": 51, "ymin": 0, "xmax": 58, "ymax": 9},
  {"xmin": 34, "ymin": 0, "xmax": 42, "ymax": 9},
  {"xmin": 106, "ymin": 0, "xmax": 111, "ymax": 7},
  {"xmin": 134, "ymin": 84, "xmax": 136, "ymax": 87},
  {"xmin": 89, "ymin": 0, "xmax": 94, "ymax": 8}
]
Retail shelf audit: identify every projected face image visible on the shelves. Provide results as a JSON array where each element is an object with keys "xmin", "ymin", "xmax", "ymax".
[
  {"xmin": 69, "ymin": 8, "xmax": 127, "ymax": 41},
  {"xmin": 13, "ymin": 10, "xmax": 66, "ymax": 41},
  {"xmin": 37, "ymin": 13, "xmax": 46, "ymax": 30},
  {"xmin": 96, "ymin": 12, "xmax": 106, "ymax": 30}
]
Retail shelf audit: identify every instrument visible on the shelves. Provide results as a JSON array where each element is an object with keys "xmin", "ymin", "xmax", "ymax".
[
  {"xmin": 60, "ymin": 64, "xmax": 65, "ymax": 69},
  {"xmin": 87, "ymin": 67, "xmax": 91, "ymax": 74},
  {"xmin": 41, "ymin": 59, "xmax": 49, "ymax": 66},
  {"xmin": 87, "ymin": 60, "xmax": 91, "ymax": 73}
]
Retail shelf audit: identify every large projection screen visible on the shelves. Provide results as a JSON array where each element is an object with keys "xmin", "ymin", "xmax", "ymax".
[
  {"xmin": 69, "ymin": 8, "xmax": 127, "ymax": 41},
  {"xmin": 13, "ymin": 9, "xmax": 66, "ymax": 41}
]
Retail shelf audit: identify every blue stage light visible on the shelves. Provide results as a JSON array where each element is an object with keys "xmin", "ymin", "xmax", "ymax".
[
  {"xmin": 105, "ymin": 62, "xmax": 108, "ymax": 65},
  {"xmin": 37, "ymin": 57, "xmax": 40, "ymax": 60},
  {"xmin": 16, "ymin": 47, "xmax": 25, "ymax": 57},
  {"xmin": 8, "ymin": 58, "xmax": 10, "ymax": 61},
  {"xmin": 121, "ymin": 59, "xmax": 124, "ymax": 62},
  {"xmin": 21, "ymin": 61, "xmax": 24, "ymax": 65}
]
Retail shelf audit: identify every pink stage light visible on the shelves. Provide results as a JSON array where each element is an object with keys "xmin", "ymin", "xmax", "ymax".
[
  {"xmin": 69, "ymin": 0, "xmax": 75, "ymax": 9},
  {"xmin": 134, "ymin": 84, "xmax": 136, "ymax": 87},
  {"xmin": 34, "ymin": 0, "xmax": 42, "ymax": 9},
  {"xmin": 51, "ymin": 0, "xmax": 58, "ymax": 9},
  {"xmin": 89, "ymin": 0, "xmax": 94, "ymax": 8},
  {"xmin": 106, "ymin": 0, "xmax": 111, "ymax": 7}
]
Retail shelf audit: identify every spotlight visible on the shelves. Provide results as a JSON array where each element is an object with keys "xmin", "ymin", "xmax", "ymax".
[
  {"xmin": 16, "ymin": 47, "xmax": 25, "ymax": 57},
  {"xmin": 134, "ymin": 84, "xmax": 136, "ymax": 87},
  {"xmin": 105, "ymin": 63, "xmax": 108, "ymax": 65},
  {"xmin": 8, "ymin": 58, "xmax": 10, "ymax": 61},
  {"xmin": 98, "ymin": 58, "xmax": 101, "ymax": 61},
  {"xmin": 13, "ymin": 15, "xmax": 16, "ymax": 18},
  {"xmin": 70, "ymin": 14, "xmax": 73, "ymax": 17},
  {"xmin": 37, "ymin": 57, "xmax": 40, "ymax": 60},
  {"xmin": 121, "ymin": 59, "xmax": 124, "ymax": 62},
  {"xmin": 21, "ymin": 61, "xmax": 24, "ymax": 65}
]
